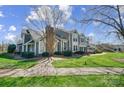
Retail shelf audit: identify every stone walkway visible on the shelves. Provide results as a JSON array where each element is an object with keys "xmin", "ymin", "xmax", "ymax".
[{"xmin": 0, "ymin": 57, "xmax": 124, "ymax": 77}]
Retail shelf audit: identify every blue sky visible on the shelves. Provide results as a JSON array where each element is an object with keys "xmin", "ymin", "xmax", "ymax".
[{"xmin": 0, "ymin": 5, "xmax": 122, "ymax": 44}]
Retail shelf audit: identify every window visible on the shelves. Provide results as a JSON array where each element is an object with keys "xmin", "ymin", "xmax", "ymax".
[
  {"xmin": 75, "ymin": 39, "xmax": 77, "ymax": 42},
  {"xmin": 64, "ymin": 42, "xmax": 66, "ymax": 50},
  {"xmin": 57, "ymin": 42, "xmax": 60, "ymax": 51},
  {"xmin": 76, "ymin": 46, "xmax": 78, "ymax": 51},
  {"xmin": 73, "ymin": 38, "xmax": 78, "ymax": 42},
  {"xmin": 81, "ymin": 38, "xmax": 83, "ymax": 42},
  {"xmin": 73, "ymin": 46, "xmax": 75, "ymax": 51},
  {"xmin": 74, "ymin": 46, "xmax": 78, "ymax": 51},
  {"xmin": 73, "ymin": 38, "xmax": 75, "ymax": 42},
  {"xmin": 80, "ymin": 47, "xmax": 82, "ymax": 51}
]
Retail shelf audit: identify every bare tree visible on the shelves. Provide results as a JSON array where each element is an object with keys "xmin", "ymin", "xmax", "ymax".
[
  {"xmin": 25, "ymin": 5, "xmax": 70, "ymax": 56},
  {"xmin": 79, "ymin": 5, "xmax": 124, "ymax": 40}
]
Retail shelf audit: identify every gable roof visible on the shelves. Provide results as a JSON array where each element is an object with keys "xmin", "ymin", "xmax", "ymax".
[
  {"xmin": 54, "ymin": 28, "xmax": 69, "ymax": 39},
  {"xmin": 22, "ymin": 28, "xmax": 43, "ymax": 41},
  {"xmin": 21, "ymin": 27, "xmax": 87, "ymax": 41},
  {"xmin": 70, "ymin": 29, "xmax": 78, "ymax": 34}
]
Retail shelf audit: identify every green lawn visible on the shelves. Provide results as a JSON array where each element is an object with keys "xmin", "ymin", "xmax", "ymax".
[
  {"xmin": 0, "ymin": 53, "xmax": 38, "ymax": 69},
  {"xmin": 0, "ymin": 75, "xmax": 124, "ymax": 87},
  {"xmin": 53, "ymin": 52, "xmax": 124, "ymax": 68}
]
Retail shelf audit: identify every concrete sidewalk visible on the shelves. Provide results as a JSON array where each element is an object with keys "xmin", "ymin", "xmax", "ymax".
[
  {"xmin": 0, "ymin": 57, "xmax": 124, "ymax": 77},
  {"xmin": 0, "ymin": 67, "xmax": 124, "ymax": 77}
]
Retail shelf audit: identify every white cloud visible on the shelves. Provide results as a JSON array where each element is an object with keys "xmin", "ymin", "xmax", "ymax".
[
  {"xmin": 9, "ymin": 25, "xmax": 16, "ymax": 31},
  {"xmin": 93, "ymin": 21, "xmax": 100, "ymax": 26},
  {"xmin": 27, "ymin": 11, "xmax": 39, "ymax": 20},
  {"xmin": 119, "ymin": 6, "xmax": 124, "ymax": 14},
  {"xmin": 59, "ymin": 5, "xmax": 72, "ymax": 21},
  {"xmin": 26, "ymin": 6, "xmax": 51, "ymax": 23},
  {"xmin": 88, "ymin": 33, "xmax": 94, "ymax": 37},
  {"xmin": 26, "ymin": 11, "xmax": 37, "ymax": 23},
  {"xmin": 0, "ymin": 25, "xmax": 4, "ymax": 31},
  {"xmin": 88, "ymin": 33, "xmax": 95, "ymax": 44},
  {"xmin": 69, "ymin": 19, "xmax": 75, "ymax": 24},
  {"xmin": 56, "ymin": 24, "xmax": 64, "ymax": 28},
  {"xmin": 26, "ymin": 6, "xmax": 73, "ymax": 28},
  {"xmin": 5, "ymin": 33, "xmax": 16, "ymax": 42},
  {"xmin": 0, "ymin": 11, "xmax": 4, "ymax": 17},
  {"xmin": 59, "ymin": 5, "xmax": 70, "ymax": 11},
  {"xmin": 81, "ymin": 7, "xmax": 86, "ymax": 12}
]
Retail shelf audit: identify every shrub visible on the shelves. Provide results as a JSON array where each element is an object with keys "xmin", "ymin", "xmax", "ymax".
[
  {"xmin": 74, "ymin": 51, "xmax": 85, "ymax": 55},
  {"xmin": 42, "ymin": 52, "xmax": 49, "ymax": 57},
  {"xmin": 21, "ymin": 52, "xmax": 34, "ymax": 58},
  {"xmin": 54, "ymin": 51, "xmax": 62, "ymax": 55},
  {"xmin": 7, "ymin": 44, "xmax": 16, "ymax": 53},
  {"xmin": 15, "ymin": 52, "xmax": 21, "ymax": 55},
  {"xmin": 63, "ymin": 51, "xmax": 72, "ymax": 57}
]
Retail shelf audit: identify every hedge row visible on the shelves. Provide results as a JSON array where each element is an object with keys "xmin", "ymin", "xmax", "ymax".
[
  {"xmin": 17, "ymin": 50, "xmax": 85, "ymax": 58},
  {"xmin": 21, "ymin": 52, "xmax": 34, "ymax": 58},
  {"xmin": 54, "ymin": 51, "xmax": 85, "ymax": 56},
  {"xmin": 41, "ymin": 51, "xmax": 72, "ymax": 57}
]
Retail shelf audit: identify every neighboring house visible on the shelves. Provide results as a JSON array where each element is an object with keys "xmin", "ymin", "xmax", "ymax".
[
  {"xmin": 16, "ymin": 27, "xmax": 89, "ymax": 56},
  {"xmin": 95, "ymin": 43, "xmax": 124, "ymax": 52},
  {"xmin": 112, "ymin": 45, "xmax": 124, "ymax": 52},
  {"xmin": 0, "ymin": 43, "xmax": 8, "ymax": 53}
]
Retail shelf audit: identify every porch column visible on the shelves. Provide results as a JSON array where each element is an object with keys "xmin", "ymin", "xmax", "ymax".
[
  {"xmin": 61, "ymin": 40, "xmax": 63, "ymax": 52},
  {"xmin": 68, "ymin": 34, "xmax": 70, "ymax": 51},
  {"xmin": 62, "ymin": 41, "xmax": 64, "ymax": 51},
  {"xmin": 39, "ymin": 41, "xmax": 41, "ymax": 54},
  {"xmin": 22, "ymin": 45, "xmax": 24, "ymax": 52},
  {"xmin": 60, "ymin": 40, "xmax": 62, "ymax": 52},
  {"xmin": 26, "ymin": 44, "xmax": 28, "ymax": 52},
  {"xmin": 34, "ymin": 41, "xmax": 37, "ymax": 56},
  {"xmin": 22, "ymin": 34, "xmax": 25, "ymax": 52}
]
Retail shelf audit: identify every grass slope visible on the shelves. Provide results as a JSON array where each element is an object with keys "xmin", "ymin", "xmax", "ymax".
[
  {"xmin": 0, "ymin": 53, "xmax": 38, "ymax": 69},
  {"xmin": 0, "ymin": 75, "xmax": 124, "ymax": 87},
  {"xmin": 53, "ymin": 52, "xmax": 124, "ymax": 68}
]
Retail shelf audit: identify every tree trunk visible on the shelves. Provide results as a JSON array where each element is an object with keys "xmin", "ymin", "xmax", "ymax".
[{"xmin": 46, "ymin": 25, "xmax": 55, "ymax": 56}]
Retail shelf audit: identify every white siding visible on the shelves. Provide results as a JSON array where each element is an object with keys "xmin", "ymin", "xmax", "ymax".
[
  {"xmin": 39, "ymin": 40, "xmax": 45, "ymax": 54},
  {"xmin": 72, "ymin": 33, "xmax": 79, "ymax": 52}
]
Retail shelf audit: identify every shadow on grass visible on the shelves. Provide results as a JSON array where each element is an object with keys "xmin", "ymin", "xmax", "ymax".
[
  {"xmin": 0, "ymin": 53, "xmax": 38, "ymax": 62},
  {"xmin": 0, "ymin": 53, "xmax": 14, "ymax": 59}
]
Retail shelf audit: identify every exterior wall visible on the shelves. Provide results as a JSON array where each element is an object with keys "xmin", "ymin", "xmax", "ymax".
[
  {"xmin": 78, "ymin": 35, "xmax": 89, "ymax": 52},
  {"xmin": 113, "ymin": 45, "xmax": 124, "ymax": 52},
  {"xmin": 16, "ymin": 44, "xmax": 22, "ymax": 52},
  {"xmin": 71, "ymin": 32, "xmax": 79, "ymax": 52},
  {"xmin": 57, "ymin": 41, "xmax": 61, "ymax": 51},
  {"xmin": 27, "ymin": 44, "xmax": 34, "ymax": 52},
  {"xmin": 39, "ymin": 40, "xmax": 46, "ymax": 54},
  {"xmin": 22, "ymin": 33, "xmax": 25, "ymax": 52},
  {"xmin": 24, "ymin": 34, "xmax": 32, "ymax": 43},
  {"xmin": 55, "ymin": 39, "xmax": 60, "ymax": 52},
  {"xmin": 55, "ymin": 39, "xmax": 69, "ymax": 52},
  {"xmin": 19, "ymin": 29, "xmax": 90, "ymax": 55},
  {"xmin": 62, "ymin": 40, "xmax": 68, "ymax": 51},
  {"xmin": 36, "ymin": 42, "xmax": 39, "ymax": 55}
]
